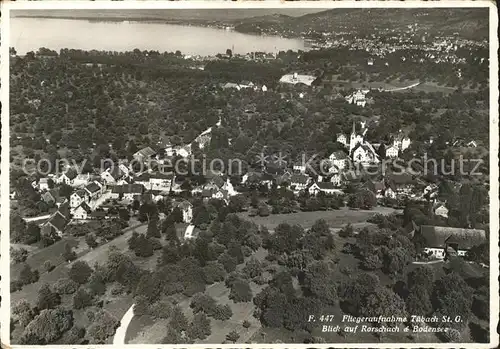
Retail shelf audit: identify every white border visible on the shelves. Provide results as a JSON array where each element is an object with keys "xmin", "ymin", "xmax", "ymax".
[{"xmin": 1, "ymin": 1, "xmax": 498, "ymax": 348}]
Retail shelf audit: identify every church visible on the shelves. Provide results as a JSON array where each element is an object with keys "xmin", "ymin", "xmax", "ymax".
[{"xmin": 336, "ymin": 121, "xmax": 380, "ymax": 165}]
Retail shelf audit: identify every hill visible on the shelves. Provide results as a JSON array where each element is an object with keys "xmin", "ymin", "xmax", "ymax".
[{"xmin": 233, "ymin": 8, "xmax": 489, "ymax": 40}]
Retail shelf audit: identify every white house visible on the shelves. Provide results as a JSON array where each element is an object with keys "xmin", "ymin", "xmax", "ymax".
[
  {"xmin": 72, "ymin": 203, "xmax": 92, "ymax": 220},
  {"xmin": 290, "ymin": 174, "xmax": 311, "ymax": 192},
  {"xmin": 434, "ymin": 204, "xmax": 449, "ymax": 218},
  {"xmin": 55, "ymin": 170, "xmax": 77, "ymax": 186},
  {"xmin": 293, "ymin": 164, "xmax": 306, "ymax": 173},
  {"xmin": 328, "ymin": 151, "xmax": 348, "ymax": 170},
  {"xmin": 174, "ymin": 200, "xmax": 193, "ymax": 223},
  {"xmin": 70, "ymin": 190, "xmax": 88, "ymax": 210},
  {"xmin": 308, "ymin": 182, "xmax": 343, "ymax": 196},
  {"xmin": 39, "ymin": 178, "xmax": 50, "ymax": 191},
  {"xmin": 336, "ymin": 134, "xmax": 347, "ymax": 147},
  {"xmin": 72, "ymin": 173, "xmax": 92, "ymax": 188},
  {"xmin": 352, "ymin": 143, "xmax": 379, "ymax": 165},
  {"xmin": 111, "ymin": 184, "xmax": 145, "ymax": 201},
  {"xmin": 330, "ymin": 174, "xmax": 343, "ymax": 187},
  {"xmin": 385, "ymin": 145, "xmax": 399, "ymax": 158}
]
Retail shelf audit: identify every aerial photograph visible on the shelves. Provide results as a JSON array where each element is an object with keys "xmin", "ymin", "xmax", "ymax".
[{"xmin": 5, "ymin": 3, "xmax": 496, "ymax": 346}]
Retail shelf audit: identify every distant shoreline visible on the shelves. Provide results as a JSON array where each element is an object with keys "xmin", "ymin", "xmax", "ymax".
[{"xmin": 14, "ymin": 15, "xmax": 228, "ymax": 29}]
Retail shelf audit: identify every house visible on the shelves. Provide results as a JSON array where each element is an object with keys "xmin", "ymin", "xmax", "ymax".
[
  {"xmin": 41, "ymin": 201, "xmax": 70, "ymax": 237},
  {"xmin": 293, "ymin": 164, "xmax": 306, "ymax": 173},
  {"xmin": 38, "ymin": 178, "xmax": 50, "ymax": 191},
  {"xmin": 352, "ymin": 143, "xmax": 379, "ymax": 165},
  {"xmin": 184, "ymin": 224, "xmax": 196, "ymax": 240},
  {"xmin": 345, "ymin": 90, "xmax": 367, "ymax": 107},
  {"xmin": 173, "ymin": 200, "xmax": 193, "ymax": 223},
  {"xmin": 416, "ymin": 225, "xmax": 487, "ymax": 259},
  {"xmin": 133, "ymin": 146, "xmax": 156, "ymax": 162},
  {"xmin": 135, "ymin": 172, "xmax": 174, "ymax": 191},
  {"xmin": 84, "ymin": 181, "xmax": 103, "ymax": 200},
  {"xmin": 385, "ymin": 145, "xmax": 399, "ymax": 158},
  {"xmin": 290, "ymin": 174, "xmax": 311, "ymax": 192},
  {"xmin": 72, "ymin": 173, "xmax": 92, "ymax": 188},
  {"xmin": 308, "ymin": 182, "xmax": 343, "ymax": 196},
  {"xmin": 100, "ymin": 166, "xmax": 123, "ymax": 186},
  {"xmin": 72, "ymin": 202, "xmax": 92, "ymax": 220},
  {"xmin": 70, "ymin": 190, "xmax": 88, "ymax": 209},
  {"xmin": 434, "ymin": 204, "xmax": 449, "ymax": 218},
  {"xmin": 111, "ymin": 184, "xmax": 145, "ymax": 200},
  {"xmin": 328, "ymin": 151, "xmax": 348, "ymax": 170},
  {"xmin": 212, "ymin": 189, "xmax": 229, "ymax": 204},
  {"xmin": 55, "ymin": 170, "xmax": 77, "ymax": 186},
  {"xmin": 385, "ymin": 173, "xmax": 416, "ymax": 197},
  {"xmin": 363, "ymin": 180, "xmax": 386, "ymax": 198},
  {"xmin": 329, "ymin": 173, "xmax": 343, "ymax": 187},
  {"xmin": 336, "ymin": 134, "xmax": 347, "ymax": 147}
]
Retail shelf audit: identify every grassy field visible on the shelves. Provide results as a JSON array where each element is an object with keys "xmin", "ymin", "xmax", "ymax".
[{"xmin": 237, "ymin": 207, "xmax": 398, "ymax": 230}]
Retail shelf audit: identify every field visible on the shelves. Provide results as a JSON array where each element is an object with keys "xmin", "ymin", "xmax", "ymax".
[{"xmin": 237, "ymin": 207, "xmax": 398, "ymax": 230}]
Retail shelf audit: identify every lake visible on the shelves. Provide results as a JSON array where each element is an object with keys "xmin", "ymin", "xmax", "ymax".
[{"xmin": 11, "ymin": 17, "xmax": 309, "ymax": 56}]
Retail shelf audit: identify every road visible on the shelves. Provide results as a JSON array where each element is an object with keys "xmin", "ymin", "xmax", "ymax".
[{"xmin": 113, "ymin": 304, "xmax": 136, "ymax": 345}]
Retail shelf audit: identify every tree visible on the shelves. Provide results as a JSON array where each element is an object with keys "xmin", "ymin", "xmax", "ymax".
[
  {"xmin": 202, "ymin": 261, "xmax": 227, "ymax": 284},
  {"xmin": 226, "ymin": 330, "xmax": 240, "ymax": 343},
  {"xmin": 432, "ymin": 273, "xmax": 473, "ymax": 329},
  {"xmin": 407, "ymin": 265, "xmax": 435, "ymax": 292},
  {"xmin": 383, "ymin": 247, "xmax": 412, "ymax": 275},
  {"xmin": 12, "ymin": 299, "xmax": 37, "ymax": 327},
  {"xmin": 88, "ymin": 271, "xmax": 107, "ymax": 296},
  {"xmin": 213, "ymin": 304, "xmax": 233, "ymax": 321},
  {"xmin": 169, "ymin": 306, "xmax": 188, "ymax": 332},
  {"xmin": 86, "ymin": 310, "xmax": 119, "ymax": 344},
  {"xmin": 242, "ymin": 320, "xmax": 251, "ymax": 328},
  {"xmin": 229, "ymin": 194, "xmax": 247, "ymax": 212},
  {"xmin": 68, "ymin": 261, "xmax": 93, "ymax": 284},
  {"xmin": 24, "ymin": 223, "xmax": 42, "ymax": 244},
  {"xmin": 162, "ymin": 328, "xmax": 189, "ymax": 344},
  {"xmin": 442, "ymin": 328, "xmax": 462, "ymax": 343},
  {"xmin": 362, "ymin": 254, "xmax": 382, "ymax": 270},
  {"xmin": 218, "ymin": 252, "xmax": 238, "ymax": 273},
  {"xmin": 62, "ymin": 243, "xmax": 77, "ymax": 262},
  {"xmin": 20, "ymin": 308, "xmax": 73, "ymax": 344},
  {"xmin": 146, "ymin": 215, "xmax": 161, "ymax": 238},
  {"xmin": 190, "ymin": 293, "xmax": 217, "ymax": 316},
  {"xmin": 37, "ymin": 283, "xmax": 61, "ymax": 310},
  {"xmin": 300, "ymin": 261, "xmax": 337, "ymax": 305},
  {"xmin": 229, "ymin": 279, "xmax": 253, "ymax": 303},
  {"xmin": 348, "ymin": 189, "xmax": 377, "ymax": 209},
  {"xmin": 258, "ymin": 203, "xmax": 270, "ymax": 216},
  {"xmin": 52, "ymin": 278, "xmax": 79, "ymax": 294},
  {"xmin": 73, "ymin": 288, "xmax": 93, "ymax": 309},
  {"xmin": 406, "ymin": 285, "xmax": 432, "ymax": 317},
  {"xmin": 187, "ymin": 312, "xmax": 211, "ymax": 340},
  {"xmin": 11, "ymin": 247, "xmax": 28, "ymax": 264},
  {"xmin": 134, "ymin": 235, "xmax": 154, "ymax": 257},
  {"xmin": 85, "ymin": 233, "xmax": 98, "ymax": 249},
  {"xmin": 243, "ymin": 258, "xmax": 263, "ymax": 279},
  {"xmin": 360, "ymin": 286, "xmax": 407, "ymax": 321},
  {"xmin": 19, "ymin": 263, "xmax": 39, "ymax": 285}
]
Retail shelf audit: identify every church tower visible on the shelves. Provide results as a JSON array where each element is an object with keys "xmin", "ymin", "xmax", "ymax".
[{"xmin": 349, "ymin": 121, "xmax": 357, "ymax": 154}]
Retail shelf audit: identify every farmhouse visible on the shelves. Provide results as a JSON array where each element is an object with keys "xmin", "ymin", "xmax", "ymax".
[{"xmin": 416, "ymin": 225, "xmax": 487, "ymax": 259}]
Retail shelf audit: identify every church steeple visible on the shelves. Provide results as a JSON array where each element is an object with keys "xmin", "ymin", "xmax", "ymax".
[{"xmin": 351, "ymin": 120, "xmax": 356, "ymax": 136}]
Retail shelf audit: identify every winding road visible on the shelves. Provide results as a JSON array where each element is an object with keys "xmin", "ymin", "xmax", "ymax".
[{"xmin": 113, "ymin": 304, "xmax": 136, "ymax": 345}]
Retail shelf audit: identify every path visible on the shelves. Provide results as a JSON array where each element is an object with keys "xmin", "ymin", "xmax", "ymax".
[
  {"xmin": 412, "ymin": 260, "xmax": 444, "ymax": 265},
  {"xmin": 113, "ymin": 304, "xmax": 136, "ymax": 345},
  {"xmin": 23, "ymin": 214, "xmax": 51, "ymax": 222},
  {"xmin": 382, "ymin": 81, "xmax": 420, "ymax": 92}
]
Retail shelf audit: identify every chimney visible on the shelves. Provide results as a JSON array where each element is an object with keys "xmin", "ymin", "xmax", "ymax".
[{"xmin": 318, "ymin": 175, "xmax": 323, "ymax": 182}]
